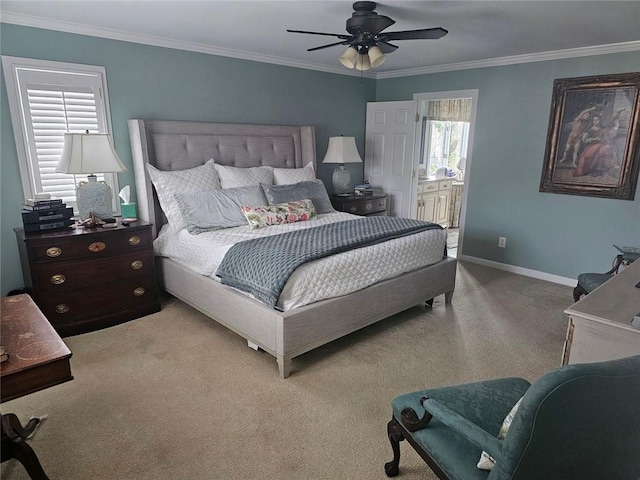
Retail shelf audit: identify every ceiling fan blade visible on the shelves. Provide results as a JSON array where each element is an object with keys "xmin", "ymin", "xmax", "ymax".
[
  {"xmin": 287, "ymin": 29, "xmax": 351, "ymax": 40},
  {"xmin": 382, "ymin": 27, "xmax": 448, "ymax": 41},
  {"xmin": 307, "ymin": 40, "xmax": 351, "ymax": 52},
  {"xmin": 366, "ymin": 15, "xmax": 395, "ymax": 35},
  {"xmin": 377, "ymin": 41, "xmax": 399, "ymax": 54}
]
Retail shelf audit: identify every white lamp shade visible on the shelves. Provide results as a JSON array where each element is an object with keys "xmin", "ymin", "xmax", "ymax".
[
  {"xmin": 368, "ymin": 45, "xmax": 386, "ymax": 68},
  {"xmin": 56, "ymin": 133, "xmax": 127, "ymax": 174},
  {"xmin": 355, "ymin": 53, "xmax": 371, "ymax": 71},
  {"xmin": 339, "ymin": 46, "xmax": 358, "ymax": 69},
  {"xmin": 322, "ymin": 136, "xmax": 363, "ymax": 165}
]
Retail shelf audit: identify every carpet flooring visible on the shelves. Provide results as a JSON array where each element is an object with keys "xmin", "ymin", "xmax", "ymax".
[{"xmin": 1, "ymin": 261, "xmax": 573, "ymax": 479}]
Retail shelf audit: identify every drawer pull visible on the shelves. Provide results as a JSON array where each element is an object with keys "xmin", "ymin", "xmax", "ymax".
[
  {"xmin": 129, "ymin": 236, "xmax": 141, "ymax": 246},
  {"xmin": 88, "ymin": 241, "xmax": 106, "ymax": 253},
  {"xmin": 131, "ymin": 260, "xmax": 144, "ymax": 270},
  {"xmin": 51, "ymin": 274, "xmax": 66, "ymax": 285},
  {"xmin": 46, "ymin": 246, "xmax": 62, "ymax": 257},
  {"xmin": 366, "ymin": 203, "xmax": 372, "ymax": 210},
  {"xmin": 133, "ymin": 287, "xmax": 146, "ymax": 297},
  {"xmin": 55, "ymin": 304, "xmax": 69, "ymax": 314}
]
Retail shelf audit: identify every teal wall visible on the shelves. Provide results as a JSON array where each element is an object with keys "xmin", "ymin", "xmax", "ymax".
[
  {"xmin": 1, "ymin": 23, "xmax": 639, "ymax": 296},
  {"xmin": 0, "ymin": 24, "xmax": 375, "ymax": 295},
  {"xmin": 377, "ymin": 53, "xmax": 640, "ymax": 279}
]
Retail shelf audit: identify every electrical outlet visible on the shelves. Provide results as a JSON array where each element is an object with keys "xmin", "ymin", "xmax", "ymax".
[{"xmin": 498, "ymin": 236, "xmax": 507, "ymax": 248}]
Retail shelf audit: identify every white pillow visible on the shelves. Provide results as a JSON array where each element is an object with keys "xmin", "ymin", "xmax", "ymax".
[
  {"xmin": 273, "ymin": 162, "xmax": 316, "ymax": 185},
  {"xmin": 214, "ymin": 163, "xmax": 274, "ymax": 189},
  {"xmin": 146, "ymin": 159, "xmax": 221, "ymax": 230},
  {"xmin": 477, "ymin": 397, "xmax": 523, "ymax": 471}
]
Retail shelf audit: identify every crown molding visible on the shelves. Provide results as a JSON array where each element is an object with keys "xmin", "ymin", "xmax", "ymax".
[
  {"xmin": 375, "ymin": 41, "xmax": 640, "ymax": 79},
  {"xmin": 0, "ymin": 12, "xmax": 376, "ymax": 79},
  {"xmin": 3, "ymin": 11, "xmax": 639, "ymax": 80}
]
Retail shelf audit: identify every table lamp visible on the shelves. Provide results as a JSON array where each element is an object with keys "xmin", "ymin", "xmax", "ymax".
[
  {"xmin": 56, "ymin": 131, "xmax": 127, "ymax": 220},
  {"xmin": 322, "ymin": 136, "xmax": 363, "ymax": 196}
]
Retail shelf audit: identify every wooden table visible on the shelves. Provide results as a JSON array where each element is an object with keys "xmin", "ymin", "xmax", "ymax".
[{"xmin": 1, "ymin": 294, "xmax": 73, "ymax": 479}]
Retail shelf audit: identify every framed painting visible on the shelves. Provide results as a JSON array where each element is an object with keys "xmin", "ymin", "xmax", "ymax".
[{"xmin": 539, "ymin": 72, "xmax": 640, "ymax": 200}]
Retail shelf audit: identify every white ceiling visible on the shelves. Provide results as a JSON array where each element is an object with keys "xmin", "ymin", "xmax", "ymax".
[{"xmin": 2, "ymin": 1, "xmax": 640, "ymax": 78}]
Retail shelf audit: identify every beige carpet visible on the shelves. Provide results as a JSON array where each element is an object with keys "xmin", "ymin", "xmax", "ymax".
[{"xmin": 2, "ymin": 261, "xmax": 572, "ymax": 480}]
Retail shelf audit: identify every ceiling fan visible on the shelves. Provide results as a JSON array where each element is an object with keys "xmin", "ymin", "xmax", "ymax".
[{"xmin": 287, "ymin": 1, "xmax": 448, "ymax": 71}]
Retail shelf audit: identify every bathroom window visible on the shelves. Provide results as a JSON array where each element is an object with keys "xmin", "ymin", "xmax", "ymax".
[{"xmin": 420, "ymin": 98, "xmax": 472, "ymax": 176}]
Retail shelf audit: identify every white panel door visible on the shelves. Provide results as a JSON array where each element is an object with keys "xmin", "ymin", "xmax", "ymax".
[{"xmin": 364, "ymin": 101, "xmax": 417, "ymax": 218}]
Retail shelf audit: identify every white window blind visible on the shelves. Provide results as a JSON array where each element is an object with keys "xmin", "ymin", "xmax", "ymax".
[{"xmin": 2, "ymin": 56, "xmax": 118, "ymax": 210}]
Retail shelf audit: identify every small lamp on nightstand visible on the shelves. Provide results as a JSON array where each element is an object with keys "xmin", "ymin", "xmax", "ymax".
[
  {"xmin": 56, "ymin": 131, "xmax": 127, "ymax": 221},
  {"xmin": 322, "ymin": 136, "xmax": 363, "ymax": 196}
]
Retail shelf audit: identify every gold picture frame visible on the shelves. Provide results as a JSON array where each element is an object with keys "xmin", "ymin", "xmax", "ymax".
[{"xmin": 539, "ymin": 72, "xmax": 640, "ymax": 200}]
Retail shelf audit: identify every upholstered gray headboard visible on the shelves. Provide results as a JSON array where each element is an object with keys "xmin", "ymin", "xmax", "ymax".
[{"xmin": 128, "ymin": 119, "xmax": 316, "ymax": 237}]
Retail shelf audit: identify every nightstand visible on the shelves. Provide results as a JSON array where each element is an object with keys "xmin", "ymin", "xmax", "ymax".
[
  {"xmin": 331, "ymin": 193, "xmax": 388, "ymax": 216},
  {"xmin": 15, "ymin": 220, "xmax": 161, "ymax": 337}
]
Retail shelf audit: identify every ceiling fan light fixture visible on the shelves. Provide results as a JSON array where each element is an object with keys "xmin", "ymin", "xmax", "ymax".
[
  {"xmin": 368, "ymin": 45, "xmax": 385, "ymax": 68},
  {"xmin": 355, "ymin": 53, "xmax": 371, "ymax": 71},
  {"xmin": 339, "ymin": 46, "xmax": 358, "ymax": 69}
]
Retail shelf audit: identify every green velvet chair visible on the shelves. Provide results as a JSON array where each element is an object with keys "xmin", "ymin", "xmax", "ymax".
[
  {"xmin": 385, "ymin": 355, "xmax": 640, "ymax": 480},
  {"xmin": 572, "ymin": 253, "xmax": 625, "ymax": 302}
]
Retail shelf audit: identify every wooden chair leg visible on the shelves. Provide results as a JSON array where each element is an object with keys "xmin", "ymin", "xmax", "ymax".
[
  {"xmin": 573, "ymin": 284, "xmax": 588, "ymax": 302},
  {"xmin": 384, "ymin": 417, "xmax": 405, "ymax": 477}
]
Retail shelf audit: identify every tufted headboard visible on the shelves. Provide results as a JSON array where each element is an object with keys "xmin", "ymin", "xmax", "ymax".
[{"xmin": 128, "ymin": 119, "xmax": 316, "ymax": 237}]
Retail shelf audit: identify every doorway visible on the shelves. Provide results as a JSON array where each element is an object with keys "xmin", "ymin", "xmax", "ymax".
[{"xmin": 413, "ymin": 90, "xmax": 478, "ymax": 258}]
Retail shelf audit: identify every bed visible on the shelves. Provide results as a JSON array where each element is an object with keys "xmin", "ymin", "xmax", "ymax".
[{"xmin": 128, "ymin": 119, "xmax": 457, "ymax": 378}]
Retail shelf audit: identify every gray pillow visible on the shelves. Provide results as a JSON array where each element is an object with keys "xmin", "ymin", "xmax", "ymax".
[
  {"xmin": 175, "ymin": 185, "xmax": 267, "ymax": 234},
  {"xmin": 261, "ymin": 180, "xmax": 335, "ymax": 214}
]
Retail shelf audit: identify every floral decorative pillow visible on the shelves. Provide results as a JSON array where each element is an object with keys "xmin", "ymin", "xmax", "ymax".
[{"xmin": 241, "ymin": 198, "xmax": 317, "ymax": 229}]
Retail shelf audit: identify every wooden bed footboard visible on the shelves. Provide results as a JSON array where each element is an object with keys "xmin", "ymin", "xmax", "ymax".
[{"xmin": 157, "ymin": 256, "xmax": 456, "ymax": 378}]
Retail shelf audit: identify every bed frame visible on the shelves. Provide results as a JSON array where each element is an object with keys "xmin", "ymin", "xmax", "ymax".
[{"xmin": 128, "ymin": 119, "xmax": 457, "ymax": 378}]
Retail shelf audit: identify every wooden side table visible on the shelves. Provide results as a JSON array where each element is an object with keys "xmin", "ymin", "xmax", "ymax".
[
  {"xmin": 331, "ymin": 193, "xmax": 387, "ymax": 216},
  {"xmin": 15, "ymin": 219, "xmax": 161, "ymax": 337},
  {"xmin": 1, "ymin": 294, "xmax": 73, "ymax": 479}
]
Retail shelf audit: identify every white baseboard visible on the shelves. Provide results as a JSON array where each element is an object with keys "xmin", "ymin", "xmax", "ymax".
[{"xmin": 458, "ymin": 254, "xmax": 576, "ymax": 287}]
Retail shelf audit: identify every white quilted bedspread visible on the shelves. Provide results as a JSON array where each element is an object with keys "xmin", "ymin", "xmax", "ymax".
[{"xmin": 154, "ymin": 212, "xmax": 447, "ymax": 311}]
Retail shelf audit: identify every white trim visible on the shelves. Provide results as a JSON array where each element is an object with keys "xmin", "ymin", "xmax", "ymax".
[
  {"xmin": 2, "ymin": 55, "xmax": 121, "ymax": 213},
  {"xmin": 459, "ymin": 254, "xmax": 576, "ymax": 287},
  {"xmin": 376, "ymin": 41, "xmax": 640, "ymax": 79},
  {"xmin": 413, "ymin": 90, "xmax": 478, "ymax": 257},
  {"xmin": 2, "ymin": 12, "xmax": 639, "ymax": 79},
  {"xmin": 0, "ymin": 12, "xmax": 375, "ymax": 79}
]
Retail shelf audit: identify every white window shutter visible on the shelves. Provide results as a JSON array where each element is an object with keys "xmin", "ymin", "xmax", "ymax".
[
  {"xmin": 25, "ymin": 86, "xmax": 103, "ymax": 203},
  {"xmin": 2, "ymin": 56, "xmax": 118, "ymax": 212}
]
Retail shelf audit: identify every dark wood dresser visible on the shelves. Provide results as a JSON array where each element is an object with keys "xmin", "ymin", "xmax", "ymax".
[
  {"xmin": 331, "ymin": 193, "xmax": 388, "ymax": 216},
  {"xmin": 15, "ymin": 220, "xmax": 160, "ymax": 337}
]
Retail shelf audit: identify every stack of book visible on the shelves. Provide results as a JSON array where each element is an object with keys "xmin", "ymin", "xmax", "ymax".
[
  {"xmin": 22, "ymin": 198, "xmax": 74, "ymax": 232},
  {"xmin": 354, "ymin": 184, "xmax": 373, "ymax": 196}
]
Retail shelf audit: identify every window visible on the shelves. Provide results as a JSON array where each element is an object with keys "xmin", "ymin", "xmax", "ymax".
[
  {"xmin": 419, "ymin": 98, "xmax": 472, "ymax": 176},
  {"xmin": 2, "ymin": 56, "xmax": 119, "ymax": 211},
  {"xmin": 424, "ymin": 120, "xmax": 469, "ymax": 175}
]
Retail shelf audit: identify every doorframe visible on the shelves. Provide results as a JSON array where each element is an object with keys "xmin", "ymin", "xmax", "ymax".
[{"xmin": 412, "ymin": 89, "xmax": 478, "ymax": 257}]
